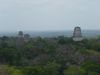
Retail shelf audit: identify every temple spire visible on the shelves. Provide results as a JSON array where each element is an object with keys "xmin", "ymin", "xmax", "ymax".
[{"xmin": 73, "ymin": 26, "xmax": 83, "ymax": 41}]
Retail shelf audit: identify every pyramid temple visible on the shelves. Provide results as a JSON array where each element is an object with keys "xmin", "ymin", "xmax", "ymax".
[{"xmin": 73, "ymin": 27, "xmax": 83, "ymax": 41}]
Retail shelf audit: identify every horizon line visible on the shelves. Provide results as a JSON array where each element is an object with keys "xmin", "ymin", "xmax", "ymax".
[{"xmin": 0, "ymin": 29, "xmax": 100, "ymax": 32}]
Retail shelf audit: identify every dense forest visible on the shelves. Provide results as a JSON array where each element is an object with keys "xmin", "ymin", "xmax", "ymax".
[{"xmin": 0, "ymin": 36, "xmax": 100, "ymax": 75}]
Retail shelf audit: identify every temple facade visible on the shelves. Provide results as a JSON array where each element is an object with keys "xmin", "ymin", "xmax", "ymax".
[
  {"xmin": 73, "ymin": 27, "xmax": 83, "ymax": 41},
  {"xmin": 24, "ymin": 34, "xmax": 30, "ymax": 42},
  {"xmin": 16, "ymin": 31, "xmax": 25, "ymax": 48}
]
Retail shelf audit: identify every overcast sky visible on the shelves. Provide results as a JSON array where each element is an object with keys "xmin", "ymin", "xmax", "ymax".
[{"xmin": 0, "ymin": 0, "xmax": 100, "ymax": 31}]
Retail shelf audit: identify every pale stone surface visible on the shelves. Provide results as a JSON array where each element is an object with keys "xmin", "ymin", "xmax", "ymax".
[
  {"xmin": 73, "ymin": 37, "xmax": 83, "ymax": 41},
  {"xmin": 73, "ymin": 27, "xmax": 83, "ymax": 41}
]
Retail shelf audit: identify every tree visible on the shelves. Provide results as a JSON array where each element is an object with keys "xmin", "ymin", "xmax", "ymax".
[
  {"xmin": 81, "ymin": 61, "xmax": 100, "ymax": 75},
  {"xmin": 64, "ymin": 65, "xmax": 85, "ymax": 75}
]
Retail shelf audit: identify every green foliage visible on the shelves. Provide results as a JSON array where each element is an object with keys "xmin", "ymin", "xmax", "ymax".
[
  {"xmin": 58, "ymin": 36, "xmax": 73, "ymax": 44},
  {"xmin": 44, "ymin": 62, "xmax": 61, "ymax": 75},
  {"xmin": 88, "ymin": 72, "xmax": 99, "ymax": 75},
  {"xmin": 81, "ymin": 61, "xmax": 100, "ymax": 75},
  {"xmin": 64, "ymin": 65, "xmax": 85, "ymax": 75},
  {"xmin": 7, "ymin": 66, "xmax": 23, "ymax": 75},
  {"xmin": 21, "ymin": 62, "xmax": 60, "ymax": 75},
  {"xmin": 0, "ymin": 48, "xmax": 16, "ymax": 64},
  {"xmin": 0, "ymin": 36, "xmax": 100, "ymax": 75},
  {"xmin": 22, "ymin": 66, "xmax": 44, "ymax": 75},
  {"xmin": 0, "ymin": 65, "xmax": 23, "ymax": 75}
]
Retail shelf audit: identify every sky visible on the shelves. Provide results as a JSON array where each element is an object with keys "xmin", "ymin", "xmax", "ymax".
[{"xmin": 0, "ymin": 0, "xmax": 100, "ymax": 31}]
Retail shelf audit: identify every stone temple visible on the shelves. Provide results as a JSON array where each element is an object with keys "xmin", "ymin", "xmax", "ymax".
[
  {"xmin": 73, "ymin": 27, "xmax": 83, "ymax": 41},
  {"xmin": 18, "ymin": 31, "xmax": 23, "ymax": 37},
  {"xmin": 24, "ymin": 34, "xmax": 30, "ymax": 42},
  {"xmin": 16, "ymin": 31, "xmax": 25, "ymax": 48}
]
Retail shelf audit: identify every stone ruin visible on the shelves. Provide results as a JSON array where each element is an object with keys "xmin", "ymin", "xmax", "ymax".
[
  {"xmin": 73, "ymin": 27, "xmax": 83, "ymax": 41},
  {"xmin": 16, "ymin": 28, "xmax": 83, "ymax": 48},
  {"xmin": 16, "ymin": 31, "xmax": 30, "ymax": 48},
  {"xmin": 24, "ymin": 34, "xmax": 30, "ymax": 42},
  {"xmin": 16, "ymin": 31, "xmax": 25, "ymax": 48}
]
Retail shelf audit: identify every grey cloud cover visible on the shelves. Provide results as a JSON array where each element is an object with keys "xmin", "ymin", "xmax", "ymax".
[{"xmin": 0, "ymin": 0, "xmax": 100, "ymax": 31}]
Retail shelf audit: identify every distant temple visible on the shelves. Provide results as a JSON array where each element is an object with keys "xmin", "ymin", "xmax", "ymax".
[
  {"xmin": 73, "ymin": 27, "xmax": 83, "ymax": 41},
  {"xmin": 18, "ymin": 31, "xmax": 23, "ymax": 37},
  {"xmin": 16, "ymin": 31, "xmax": 25, "ymax": 48},
  {"xmin": 16, "ymin": 31, "xmax": 31, "ymax": 48},
  {"xmin": 24, "ymin": 34, "xmax": 30, "ymax": 42}
]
